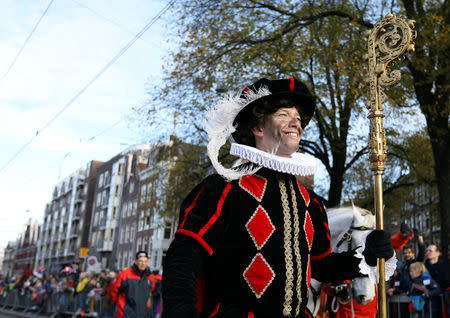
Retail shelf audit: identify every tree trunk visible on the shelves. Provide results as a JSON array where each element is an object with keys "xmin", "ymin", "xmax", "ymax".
[{"xmin": 327, "ymin": 152, "xmax": 346, "ymax": 207}]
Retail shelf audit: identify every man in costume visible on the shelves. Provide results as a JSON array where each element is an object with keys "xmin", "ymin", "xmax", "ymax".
[{"xmin": 162, "ymin": 78, "xmax": 395, "ymax": 318}]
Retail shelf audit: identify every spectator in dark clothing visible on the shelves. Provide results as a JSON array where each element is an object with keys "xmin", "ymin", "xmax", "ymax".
[
  {"xmin": 424, "ymin": 244, "xmax": 449, "ymax": 318},
  {"xmin": 424, "ymin": 243, "xmax": 450, "ymax": 290},
  {"xmin": 388, "ymin": 231, "xmax": 425, "ymax": 296},
  {"xmin": 398, "ymin": 235, "xmax": 425, "ymax": 291}
]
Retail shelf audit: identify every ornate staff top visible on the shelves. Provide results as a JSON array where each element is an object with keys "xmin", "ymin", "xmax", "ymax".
[{"xmin": 364, "ymin": 13, "xmax": 416, "ymax": 173}]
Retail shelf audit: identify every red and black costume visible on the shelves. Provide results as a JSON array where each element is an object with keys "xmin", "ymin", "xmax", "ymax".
[
  {"xmin": 162, "ymin": 167, "xmax": 362, "ymax": 318},
  {"xmin": 109, "ymin": 264, "xmax": 153, "ymax": 318}
]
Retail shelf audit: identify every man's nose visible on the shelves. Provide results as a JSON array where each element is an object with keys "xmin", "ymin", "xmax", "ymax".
[{"xmin": 289, "ymin": 117, "xmax": 301, "ymax": 127}]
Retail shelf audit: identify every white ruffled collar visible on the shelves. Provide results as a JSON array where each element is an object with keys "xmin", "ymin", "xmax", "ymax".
[{"xmin": 230, "ymin": 143, "xmax": 317, "ymax": 176}]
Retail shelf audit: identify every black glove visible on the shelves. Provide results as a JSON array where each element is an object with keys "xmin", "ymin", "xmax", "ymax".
[
  {"xmin": 362, "ymin": 230, "xmax": 394, "ymax": 266},
  {"xmin": 400, "ymin": 222, "xmax": 410, "ymax": 236},
  {"xmin": 413, "ymin": 228, "xmax": 421, "ymax": 237}
]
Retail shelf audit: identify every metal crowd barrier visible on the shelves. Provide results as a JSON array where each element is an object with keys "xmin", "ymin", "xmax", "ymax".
[
  {"xmin": 387, "ymin": 293, "xmax": 446, "ymax": 318},
  {"xmin": 0, "ymin": 288, "xmax": 116, "ymax": 317}
]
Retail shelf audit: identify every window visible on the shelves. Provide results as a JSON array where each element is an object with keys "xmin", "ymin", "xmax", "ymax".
[
  {"xmin": 92, "ymin": 232, "xmax": 97, "ymax": 247},
  {"xmin": 112, "ymin": 206, "xmax": 117, "ymax": 219},
  {"xmin": 146, "ymin": 183, "xmax": 151, "ymax": 202},
  {"xmin": 99, "ymin": 174, "xmax": 104, "ymax": 187},
  {"xmin": 137, "ymin": 237, "xmax": 142, "ymax": 252},
  {"xmin": 96, "ymin": 193, "xmax": 101, "ymax": 207},
  {"xmin": 145, "ymin": 209, "xmax": 151, "ymax": 228},
  {"xmin": 118, "ymin": 163, "xmax": 123, "ymax": 175},
  {"xmin": 94, "ymin": 213, "xmax": 99, "ymax": 226},
  {"xmin": 139, "ymin": 210, "xmax": 145, "ymax": 230},
  {"xmin": 130, "ymin": 181, "xmax": 134, "ymax": 194},
  {"xmin": 164, "ymin": 221, "xmax": 172, "ymax": 239},
  {"xmin": 153, "ymin": 250, "xmax": 159, "ymax": 268},
  {"xmin": 120, "ymin": 227, "xmax": 125, "ymax": 244},
  {"xmin": 140, "ymin": 185, "xmax": 146, "ymax": 203},
  {"xmin": 104, "ymin": 171, "xmax": 110, "ymax": 185},
  {"xmin": 115, "ymin": 185, "xmax": 120, "ymax": 197}
]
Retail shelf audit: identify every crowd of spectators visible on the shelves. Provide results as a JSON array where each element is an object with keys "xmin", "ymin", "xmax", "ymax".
[
  {"xmin": 0, "ymin": 264, "xmax": 162, "ymax": 318},
  {"xmin": 388, "ymin": 226, "xmax": 449, "ymax": 318}
]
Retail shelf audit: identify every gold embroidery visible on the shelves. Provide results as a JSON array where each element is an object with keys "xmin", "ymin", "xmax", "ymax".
[
  {"xmin": 279, "ymin": 179, "xmax": 293, "ymax": 316},
  {"xmin": 289, "ymin": 180, "xmax": 302, "ymax": 316}
]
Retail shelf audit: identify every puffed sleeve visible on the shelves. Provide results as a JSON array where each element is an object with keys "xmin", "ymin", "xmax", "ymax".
[
  {"xmin": 175, "ymin": 174, "xmax": 233, "ymax": 256},
  {"xmin": 308, "ymin": 192, "xmax": 361, "ymax": 282},
  {"xmin": 308, "ymin": 193, "xmax": 332, "ymax": 261},
  {"xmin": 162, "ymin": 174, "xmax": 233, "ymax": 318}
]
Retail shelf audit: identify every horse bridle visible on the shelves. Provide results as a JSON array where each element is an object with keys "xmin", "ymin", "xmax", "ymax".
[
  {"xmin": 331, "ymin": 225, "xmax": 374, "ymax": 317},
  {"xmin": 336, "ymin": 226, "xmax": 373, "ymax": 252}
]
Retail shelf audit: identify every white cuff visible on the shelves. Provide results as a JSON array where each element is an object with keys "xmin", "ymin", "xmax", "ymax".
[{"xmin": 354, "ymin": 231, "xmax": 397, "ymax": 284}]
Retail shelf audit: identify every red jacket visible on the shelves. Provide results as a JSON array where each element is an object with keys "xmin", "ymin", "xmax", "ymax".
[{"xmin": 109, "ymin": 264, "xmax": 153, "ymax": 318}]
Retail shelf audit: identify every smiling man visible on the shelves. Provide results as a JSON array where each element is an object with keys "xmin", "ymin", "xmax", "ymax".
[{"xmin": 162, "ymin": 78, "xmax": 394, "ymax": 318}]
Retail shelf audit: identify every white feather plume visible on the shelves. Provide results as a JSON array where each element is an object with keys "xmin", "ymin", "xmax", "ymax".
[{"xmin": 205, "ymin": 87, "xmax": 271, "ymax": 180}]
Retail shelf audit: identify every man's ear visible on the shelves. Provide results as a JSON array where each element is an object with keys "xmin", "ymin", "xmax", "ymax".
[{"xmin": 252, "ymin": 126, "xmax": 264, "ymax": 138}]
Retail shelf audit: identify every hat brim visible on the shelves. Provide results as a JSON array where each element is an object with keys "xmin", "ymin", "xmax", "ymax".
[{"xmin": 234, "ymin": 91, "xmax": 315, "ymax": 129}]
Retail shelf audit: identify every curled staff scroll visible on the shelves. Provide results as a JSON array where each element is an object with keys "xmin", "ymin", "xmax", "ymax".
[{"xmin": 367, "ymin": 13, "xmax": 416, "ymax": 90}]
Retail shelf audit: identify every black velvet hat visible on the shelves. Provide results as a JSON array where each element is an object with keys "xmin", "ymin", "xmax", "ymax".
[{"xmin": 233, "ymin": 77, "xmax": 315, "ymax": 129}]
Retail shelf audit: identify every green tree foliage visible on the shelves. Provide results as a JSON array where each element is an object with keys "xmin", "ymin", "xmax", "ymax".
[
  {"xmin": 144, "ymin": 0, "xmax": 448, "ymax": 249},
  {"xmin": 350, "ymin": 130, "xmax": 436, "ymax": 222},
  {"xmin": 144, "ymin": 136, "xmax": 212, "ymax": 219},
  {"xmin": 151, "ymin": 0, "xmax": 394, "ymax": 208}
]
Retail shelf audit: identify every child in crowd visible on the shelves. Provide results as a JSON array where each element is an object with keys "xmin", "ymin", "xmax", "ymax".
[{"xmin": 407, "ymin": 261, "xmax": 440, "ymax": 318}]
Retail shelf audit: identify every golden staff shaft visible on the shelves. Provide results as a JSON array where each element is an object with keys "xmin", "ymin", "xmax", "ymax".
[
  {"xmin": 374, "ymin": 174, "xmax": 386, "ymax": 318},
  {"xmin": 364, "ymin": 13, "xmax": 416, "ymax": 318}
]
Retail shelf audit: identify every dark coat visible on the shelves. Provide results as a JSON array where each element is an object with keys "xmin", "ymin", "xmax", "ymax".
[
  {"xmin": 109, "ymin": 264, "xmax": 153, "ymax": 318},
  {"xmin": 424, "ymin": 258, "xmax": 450, "ymax": 291}
]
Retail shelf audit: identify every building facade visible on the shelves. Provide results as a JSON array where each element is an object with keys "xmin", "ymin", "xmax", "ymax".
[
  {"xmin": 402, "ymin": 182, "xmax": 440, "ymax": 244},
  {"xmin": 35, "ymin": 160, "xmax": 103, "ymax": 273},
  {"xmin": 2, "ymin": 241, "xmax": 17, "ymax": 278},
  {"xmin": 89, "ymin": 144, "xmax": 151, "ymax": 270},
  {"xmin": 115, "ymin": 155, "xmax": 146, "ymax": 270},
  {"xmin": 134, "ymin": 140, "xmax": 180, "ymax": 272},
  {"xmin": 14, "ymin": 219, "xmax": 40, "ymax": 276}
]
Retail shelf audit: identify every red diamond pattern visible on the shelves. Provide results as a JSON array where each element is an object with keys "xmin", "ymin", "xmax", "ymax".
[
  {"xmin": 246, "ymin": 206, "xmax": 275, "ymax": 250},
  {"xmin": 239, "ymin": 175, "xmax": 267, "ymax": 202},
  {"xmin": 297, "ymin": 181, "xmax": 310, "ymax": 207},
  {"xmin": 243, "ymin": 253, "xmax": 275, "ymax": 298},
  {"xmin": 304, "ymin": 211, "xmax": 314, "ymax": 250}
]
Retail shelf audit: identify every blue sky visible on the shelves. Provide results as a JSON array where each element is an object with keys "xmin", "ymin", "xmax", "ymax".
[{"xmin": 0, "ymin": 0, "xmax": 172, "ymax": 246}]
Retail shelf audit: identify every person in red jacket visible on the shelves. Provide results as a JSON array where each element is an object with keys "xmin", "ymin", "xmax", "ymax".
[{"xmin": 109, "ymin": 251, "xmax": 153, "ymax": 318}]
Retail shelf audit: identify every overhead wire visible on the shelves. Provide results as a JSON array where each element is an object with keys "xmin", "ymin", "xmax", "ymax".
[
  {"xmin": 70, "ymin": 0, "xmax": 161, "ymax": 49},
  {"xmin": 0, "ymin": 0, "xmax": 177, "ymax": 175},
  {"xmin": 21, "ymin": 101, "xmax": 150, "ymax": 189},
  {"xmin": 0, "ymin": 0, "xmax": 55, "ymax": 86}
]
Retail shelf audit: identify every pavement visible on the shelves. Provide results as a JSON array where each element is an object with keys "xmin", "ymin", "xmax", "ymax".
[{"xmin": 0, "ymin": 308, "xmax": 48, "ymax": 318}]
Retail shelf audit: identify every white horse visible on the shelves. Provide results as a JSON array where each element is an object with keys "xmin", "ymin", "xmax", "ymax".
[{"xmin": 307, "ymin": 205, "xmax": 376, "ymax": 316}]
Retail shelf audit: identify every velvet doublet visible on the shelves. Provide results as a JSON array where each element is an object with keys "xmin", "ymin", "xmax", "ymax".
[{"xmin": 162, "ymin": 168, "xmax": 361, "ymax": 318}]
